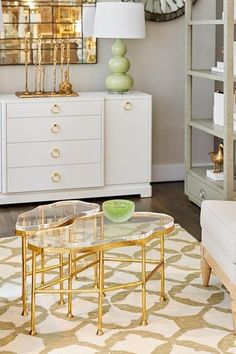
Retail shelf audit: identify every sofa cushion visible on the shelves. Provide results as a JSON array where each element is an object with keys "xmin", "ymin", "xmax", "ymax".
[{"xmin": 201, "ymin": 200, "xmax": 236, "ymax": 263}]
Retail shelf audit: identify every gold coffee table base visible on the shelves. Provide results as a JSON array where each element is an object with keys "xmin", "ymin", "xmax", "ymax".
[{"xmin": 28, "ymin": 212, "xmax": 174, "ymax": 336}]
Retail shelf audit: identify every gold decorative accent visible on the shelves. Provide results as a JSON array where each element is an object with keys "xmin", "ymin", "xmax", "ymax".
[
  {"xmin": 59, "ymin": 71, "xmax": 73, "ymax": 95},
  {"xmin": 51, "ymin": 173, "xmax": 61, "ymax": 182},
  {"xmin": 51, "ymin": 124, "xmax": 61, "ymax": 134},
  {"xmin": 16, "ymin": 36, "xmax": 79, "ymax": 98},
  {"xmin": 209, "ymin": 143, "xmax": 224, "ymax": 173},
  {"xmin": 52, "ymin": 39, "xmax": 58, "ymax": 94},
  {"xmin": 24, "ymin": 33, "xmax": 30, "ymax": 95},
  {"xmin": 16, "ymin": 91, "xmax": 78, "ymax": 98},
  {"xmin": 124, "ymin": 101, "xmax": 133, "ymax": 111},
  {"xmin": 51, "ymin": 149, "xmax": 60, "ymax": 158}
]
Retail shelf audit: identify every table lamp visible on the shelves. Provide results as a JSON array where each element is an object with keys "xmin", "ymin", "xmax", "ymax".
[{"xmin": 93, "ymin": 2, "xmax": 145, "ymax": 93}]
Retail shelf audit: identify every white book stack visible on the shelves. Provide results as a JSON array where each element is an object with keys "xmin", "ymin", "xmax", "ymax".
[
  {"xmin": 213, "ymin": 91, "xmax": 236, "ymax": 130},
  {"xmin": 211, "ymin": 61, "xmax": 224, "ymax": 74}
]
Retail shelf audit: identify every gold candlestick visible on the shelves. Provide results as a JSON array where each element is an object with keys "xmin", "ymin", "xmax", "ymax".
[
  {"xmin": 52, "ymin": 39, "xmax": 58, "ymax": 93},
  {"xmin": 24, "ymin": 33, "xmax": 30, "ymax": 94},
  {"xmin": 42, "ymin": 65, "xmax": 45, "ymax": 93},
  {"xmin": 66, "ymin": 38, "xmax": 70, "ymax": 82},
  {"xmin": 60, "ymin": 40, "xmax": 65, "ymax": 86},
  {"xmin": 37, "ymin": 34, "xmax": 42, "ymax": 93},
  {"xmin": 34, "ymin": 64, "xmax": 38, "ymax": 93}
]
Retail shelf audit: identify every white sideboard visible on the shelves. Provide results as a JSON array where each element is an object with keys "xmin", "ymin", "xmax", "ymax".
[{"xmin": 0, "ymin": 91, "xmax": 152, "ymax": 204}]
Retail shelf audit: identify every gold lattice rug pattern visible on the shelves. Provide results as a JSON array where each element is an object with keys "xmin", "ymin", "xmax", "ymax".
[{"xmin": 0, "ymin": 226, "xmax": 236, "ymax": 354}]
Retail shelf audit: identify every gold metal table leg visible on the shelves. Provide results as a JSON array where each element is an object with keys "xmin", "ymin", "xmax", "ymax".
[
  {"xmin": 93, "ymin": 252, "xmax": 98, "ymax": 289},
  {"xmin": 21, "ymin": 236, "xmax": 28, "ymax": 316},
  {"xmin": 73, "ymin": 253, "xmax": 78, "ymax": 280},
  {"xmin": 67, "ymin": 253, "xmax": 73, "ymax": 319},
  {"xmin": 159, "ymin": 234, "xmax": 167, "ymax": 302},
  {"xmin": 97, "ymin": 250, "xmax": 104, "ymax": 336},
  {"xmin": 141, "ymin": 243, "xmax": 148, "ymax": 326},
  {"xmin": 40, "ymin": 252, "xmax": 45, "ymax": 285},
  {"xmin": 58, "ymin": 253, "xmax": 65, "ymax": 306},
  {"xmin": 29, "ymin": 251, "xmax": 37, "ymax": 336}
]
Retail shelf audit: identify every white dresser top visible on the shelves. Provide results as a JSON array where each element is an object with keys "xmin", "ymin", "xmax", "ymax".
[{"xmin": 0, "ymin": 91, "xmax": 151, "ymax": 103}]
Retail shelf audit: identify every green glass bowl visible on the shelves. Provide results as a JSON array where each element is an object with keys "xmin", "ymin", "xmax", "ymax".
[{"xmin": 102, "ymin": 199, "xmax": 135, "ymax": 223}]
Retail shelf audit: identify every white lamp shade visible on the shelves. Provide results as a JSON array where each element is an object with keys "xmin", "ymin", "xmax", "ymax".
[
  {"xmin": 93, "ymin": 2, "xmax": 145, "ymax": 39},
  {"xmin": 83, "ymin": 5, "xmax": 96, "ymax": 37},
  {"xmin": 0, "ymin": 0, "xmax": 4, "ymax": 33}
]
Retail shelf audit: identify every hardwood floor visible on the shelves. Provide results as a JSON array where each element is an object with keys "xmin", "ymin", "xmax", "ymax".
[{"xmin": 0, "ymin": 182, "xmax": 201, "ymax": 241}]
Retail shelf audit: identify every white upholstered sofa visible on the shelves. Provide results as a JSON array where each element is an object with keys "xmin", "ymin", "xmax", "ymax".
[{"xmin": 200, "ymin": 200, "xmax": 236, "ymax": 332}]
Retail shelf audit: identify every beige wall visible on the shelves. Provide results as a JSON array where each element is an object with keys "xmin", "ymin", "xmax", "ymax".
[{"xmin": 0, "ymin": 0, "xmax": 215, "ymax": 181}]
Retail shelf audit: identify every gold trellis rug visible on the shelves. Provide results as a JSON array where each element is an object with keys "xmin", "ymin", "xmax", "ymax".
[{"xmin": 0, "ymin": 226, "xmax": 236, "ymax": 354}]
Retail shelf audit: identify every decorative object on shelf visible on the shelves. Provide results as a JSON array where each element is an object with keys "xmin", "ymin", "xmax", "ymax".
[
  {"xmin": 102, "ymin": 199, "xmax": 135, "ymax": 223},
  {"xmin": 211, "ymin": 43, "xmax": 236, "ymax": 75},
  {"xmin": 209, "ymin": 143, "xmax": 224, "ymax": 173},
  {"xmin": 16, "ymin": 36, "xmax": 78, "ymax": 98},
  {"xmin": 211, "ymin": 61, "xmax": 224, "ymax": 73},
  {"xmin": 126, "ymin": 0, "xmax": 198, "ymax": 22},
  {"xmin": 207, "ymin": 143, "xmax": 224, "ymax": 181},
  {"xmin": 0, "ymin": 2, "xmax": 96, "ymax": 65},
  {"xmin": 213, "ymin": 91, "xmax": 236, "ymax": 129},
  {"xmin": 93, "ymin": 2, "xmax": 145, "ymax": 93}
]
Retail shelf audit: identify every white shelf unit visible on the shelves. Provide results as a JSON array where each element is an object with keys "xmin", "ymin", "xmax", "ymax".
[{"xmin": 185, "ymin": 0, "xmax": 236, "ymax": 206}]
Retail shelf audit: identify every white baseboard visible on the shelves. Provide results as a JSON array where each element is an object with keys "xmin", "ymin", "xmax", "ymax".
[{"xmin": 152, "ymin": 164, "xmax": 185, "ymax": 182}]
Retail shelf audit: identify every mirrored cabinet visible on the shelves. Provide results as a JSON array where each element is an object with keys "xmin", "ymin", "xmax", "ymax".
[{"xmin": 0, "ymin": 0, "xmax": 97, "ymax": 65}]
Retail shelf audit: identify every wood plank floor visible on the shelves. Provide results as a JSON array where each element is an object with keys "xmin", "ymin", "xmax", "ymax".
[{"xmin": 0, "ymin": 182, "xmax": 201, "ymax": 241}]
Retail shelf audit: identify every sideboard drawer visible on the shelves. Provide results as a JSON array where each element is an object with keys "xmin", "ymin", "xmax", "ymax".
[
  {"xmin": 186, "ymin": 173, "xmax": 224, "ymax": 205},
  {"xmin": 7, "ymin": 115, "xmax": 101, "ymax": 143},
  {"xmin": 7, "ymin": 140, "xmax": 101, "ymax": 167},
  {"xmin": 7, "ymin": 100, "xmax": 102, "ymax": 118},
  {"xmin": 7, "ymin": 164, "xmax": 103, "ymax": 193}
]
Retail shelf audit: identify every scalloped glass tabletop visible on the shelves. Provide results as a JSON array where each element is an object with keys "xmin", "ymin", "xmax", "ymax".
[
  {"xmin": 27, "ymin": 212, "xmax": 174, "ymax": 252},
  {"xmin": 15, "ymin": 200, "xmax": 100, "ymax": 234}
]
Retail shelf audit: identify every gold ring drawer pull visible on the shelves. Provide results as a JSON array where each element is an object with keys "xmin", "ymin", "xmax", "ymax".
[
  {"xmin": 51, "ymin": 104, "xmax": 60, "ymax": 114},
  {"xmin": 124, "ymin": 101, "xmax": 133, "ymax": 111},
  {"xmin": 51, "ymin": 148, "xmax": 60, "ymax": 158},
  {"xmin": 51, "ymin": 123, "xmax": 61, "ymax": 134},
  {"xmin": 52, "ymin": 173, "xmax": 61, "ymax": 182}
]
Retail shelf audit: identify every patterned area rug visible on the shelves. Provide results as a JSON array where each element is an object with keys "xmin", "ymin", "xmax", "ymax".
[{"xmin": 0, "ymin": 226, "xmax": 236, "ymax": 354}]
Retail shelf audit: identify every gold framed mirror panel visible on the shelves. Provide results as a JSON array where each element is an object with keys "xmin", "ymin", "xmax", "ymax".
[{"xmin": 0, "ymin": 0, "xmax": 96, "ymax": 65}]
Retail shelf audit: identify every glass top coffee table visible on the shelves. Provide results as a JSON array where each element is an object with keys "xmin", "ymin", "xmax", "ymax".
[
  {"xmin": 27, "ymin": 212, "xmax": 174, "ymax": 336},
  {"xmin": 15, "ymin": 200, "xmax": 100, "ymax": 316}
]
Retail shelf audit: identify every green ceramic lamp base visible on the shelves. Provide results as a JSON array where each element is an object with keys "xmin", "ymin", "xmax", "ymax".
[{"xmin": 105, "ymin": 39, "xmax": 134, "ymax": 93}]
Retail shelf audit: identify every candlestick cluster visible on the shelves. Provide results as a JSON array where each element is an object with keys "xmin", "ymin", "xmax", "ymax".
[{"xmin": 16, "ymin": 35, "xmax": 78, "ymax": 98}]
